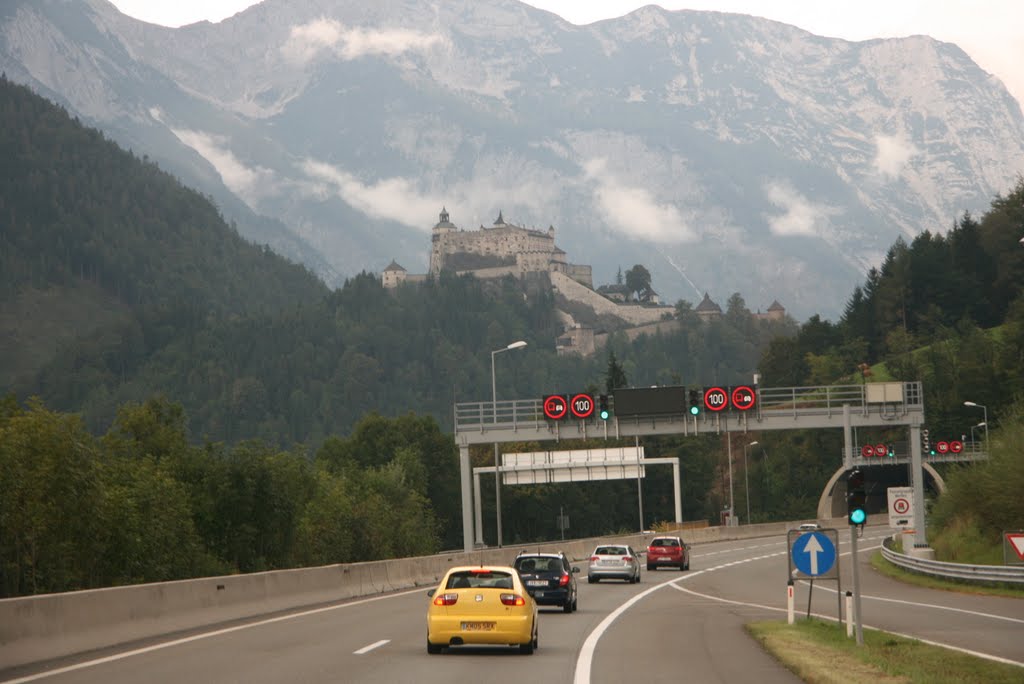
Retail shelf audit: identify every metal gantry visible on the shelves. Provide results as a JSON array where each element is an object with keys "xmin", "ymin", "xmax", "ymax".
[{"xmin": 454, "ymin": 382, "xmax": 949, "ymax": 553}]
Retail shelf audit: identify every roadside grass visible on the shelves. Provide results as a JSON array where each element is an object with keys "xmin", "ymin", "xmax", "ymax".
[
  {"xmin": 869, "ymin": 550, "xmax": 1024, "ymax": 599},
  {"xmin": 746, "ymin": 618, "xmax": 1023, "ymax": 683}
]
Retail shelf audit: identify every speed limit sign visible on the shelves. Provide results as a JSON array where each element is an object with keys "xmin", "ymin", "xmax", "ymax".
[{"xmin": 569, "ymin": 393, "xmax": 594, "ymax": 419}]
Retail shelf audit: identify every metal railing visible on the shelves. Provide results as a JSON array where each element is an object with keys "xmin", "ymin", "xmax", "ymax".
[
  {"xmin": 454, "ymin": 382, "xmax": 925, "ymax": 433},
  {"xmin": 881, "ymin": 537, "xmax": 1024, "ymax": 584}
]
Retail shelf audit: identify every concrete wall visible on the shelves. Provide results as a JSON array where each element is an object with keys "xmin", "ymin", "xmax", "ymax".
[
  {"xmin": 0, "ymin": 519, "xmax": 845, "ymax": 670},
  {"xmin": 550, "ymin": 271, "xmax": 671, "ymax": 326}
]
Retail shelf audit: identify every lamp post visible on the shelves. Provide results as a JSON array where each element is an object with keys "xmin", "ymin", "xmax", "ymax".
[
  {"xmin": 963, "ymin": 401, "xmax": 988, "ymax": 447},
  {"xmin": 491, "ymin": 340, "xmax": 527, "ymax": 547},
  {"xmin": 970, "ymin": 421, "xmax": 986, "ymax": 447},
  {"xmin": 744, "ymin": 441, "xmax": 758, "ymax": 525}
]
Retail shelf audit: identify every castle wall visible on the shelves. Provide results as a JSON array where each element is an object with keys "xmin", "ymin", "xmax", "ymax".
[{"xmin": 550, "ymin": 272, "xmax": 670, "ymax": 326}]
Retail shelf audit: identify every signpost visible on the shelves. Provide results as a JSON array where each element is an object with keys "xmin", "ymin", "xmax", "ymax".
[
  {"xmin": 887, "ymin": 486, "xmax": 914, "ymax": 528},
  {"xmin": 1005, "ymin": 532, "xmax": 1024, "ymax": 566},
  {"xmin": 786, "ymin": 528, "xmax": 842, "ymax": 627}
]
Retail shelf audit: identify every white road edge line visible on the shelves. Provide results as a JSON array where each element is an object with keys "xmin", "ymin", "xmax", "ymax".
[
  {"xmin": 0, "ymin": 588, "xmax": 424, "ymax": 684},
  {"xmin": 669, "ymin": 582, "xmax": 1024, "ymax": 669},
  {"xmin": 353, "ymin": 639, "xmax": 390, "ymax": 655}
]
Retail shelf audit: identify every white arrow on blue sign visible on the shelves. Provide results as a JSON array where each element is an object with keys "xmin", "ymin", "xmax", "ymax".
[{"xmin": 791, "ymin": 532, "xmax": 836, "ymax": 577}]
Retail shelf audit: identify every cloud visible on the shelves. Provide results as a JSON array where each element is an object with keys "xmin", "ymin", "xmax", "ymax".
[
  {"xmin": 299, "ymin": 157, "xmax": 564, "ymax": 232},
  {"xmin": 282, "ymin": 18, "xmax": 444, "ymax": 65},
  {"xmin": 156, "ymin": 113, "xmax": 275, "ymax": 206},
  {"xmin": 763, "ymin": 180, "xmax": 837, "ymax": 237},
  {"xmin": 873, "ymin": 133, "xmax": 919, "ymax": 179},
  {"xmin": 301, "ymin": 160, "xmax": 443, "ymax": 227},
  {"xmin": 582, "ymin": 158, "xmax": 697, "ymax": 243}
]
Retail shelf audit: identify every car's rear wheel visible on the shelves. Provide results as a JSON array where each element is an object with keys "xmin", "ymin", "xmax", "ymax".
[
  {"xmin": 520, "ymin": 623, "xmax": 537, "ymax": 654},
  {"xmin": 563, "ymin": 599, "xmax": 573, "ymax": 613},
  {"xmin": 588, "ymin": 575, "xmax": 597, "ymax": 583},
  {"xmin": 647, "ymin": 564, "xmax": 655, "ymax": 571},
  {"xmin": 427, "ymin": 640, "xmax": 443, "ymax": 654}
]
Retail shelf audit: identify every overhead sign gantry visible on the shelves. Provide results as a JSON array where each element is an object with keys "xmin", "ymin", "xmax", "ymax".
[{"xmin": 454, "ymin": 382, "xmax": 930, "ymax": 553}]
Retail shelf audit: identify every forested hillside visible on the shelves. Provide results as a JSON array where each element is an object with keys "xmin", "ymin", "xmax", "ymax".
[{"xmin": 0, "ymin": 75, "xmax": 792, "ymax": 443}]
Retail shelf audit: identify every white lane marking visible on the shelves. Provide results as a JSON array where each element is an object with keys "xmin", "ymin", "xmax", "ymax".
[
  {"xmin": 575, "ymin": 538, "xmax": 1024, "ymax": 682},
  {"xmin": 353, "ymin": 639, "xmax": 390, "ymax": 655},
  {"xmin": 1, "ymin": 589, "xmax": 424, "ymax": 684},
  {"xmin": 671, "ymin": 583, "xmax": 1024, "ymax": 669}
]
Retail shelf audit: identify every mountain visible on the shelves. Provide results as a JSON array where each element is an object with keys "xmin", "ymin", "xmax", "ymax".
[{"xmin": 2, "ymin": 0, "xmax": 1022, "ymax": 319}]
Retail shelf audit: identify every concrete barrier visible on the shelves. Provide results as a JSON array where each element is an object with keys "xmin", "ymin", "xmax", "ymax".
[{"xmin": 0, "ymin": 519, "xmax": 843, "ymax": 670}]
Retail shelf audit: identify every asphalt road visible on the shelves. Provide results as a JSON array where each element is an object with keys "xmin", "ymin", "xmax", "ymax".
[{"xmin": 4, "ymin": 529, "xmax": 1022, "ymax": 684}]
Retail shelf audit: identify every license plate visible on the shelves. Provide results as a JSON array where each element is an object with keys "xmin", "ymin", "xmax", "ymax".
[
  {"xmin": 527, "ymin": 580, "xmax": 548, "ymax": 587},
  {"xmin": 461, "ymin": 622, "xmax": 495, "ymax": 631},
  {"xmin": 657, "ymin": 557, "xmax": 672, "ymax": 562}
]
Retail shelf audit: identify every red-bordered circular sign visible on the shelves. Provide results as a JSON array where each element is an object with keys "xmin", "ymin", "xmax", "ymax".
[
  {"xmin": 704, "ymin": 387, "xmax": 728, "ymax": 412},
  {"xmin": 874, "ymin": 444, "xmax": 887, "ymax": 457},
  {"xmin": 542, "ymin": 394, "xmax": 568, "ymax": 420},
  {"xmin": 731, "ymin": 385, "xmax": 756, "ymax": 411},
  {"xmin": 861, "ymin": 444, "xmax": 874, "ymax": 458},
  {"xmin": 569, "ymin": 393, "xmax": 594, "ymax": 419},
  {"xmin": 949, "ymin": 440, "xmax": 963, "ymax": 453},
  {"xmin": 936, "ymin": 441, "xmax": 949, "ymax": 454}
]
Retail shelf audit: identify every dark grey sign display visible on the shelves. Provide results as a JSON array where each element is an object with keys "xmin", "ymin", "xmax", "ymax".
[{"xmin": 612, "ymin": 386, "xmax": 686, "ymax": 416}]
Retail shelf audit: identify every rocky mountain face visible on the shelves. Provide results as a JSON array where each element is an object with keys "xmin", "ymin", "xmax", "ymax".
[{"xmin": 3, "ymin": 0, "xmax": 1022, "ymax": 319}]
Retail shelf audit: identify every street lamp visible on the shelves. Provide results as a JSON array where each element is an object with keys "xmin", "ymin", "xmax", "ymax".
[
  {"xmin": 491, "ymin": 340, "xmax": 527, "ymax": 547},
  {"xmin": 970, "ymin": 421, "xmax": 986, "ymax": 446},
  {"xmin": 963, "ymin": 401, "xmax": 988, "ymax": 447},
  {"xmin": 744, "ymin": 441, "xmax": 758, "ymax": 525}
]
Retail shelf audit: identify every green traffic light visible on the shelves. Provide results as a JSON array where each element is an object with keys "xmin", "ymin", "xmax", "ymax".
[
  {"xmin": 599, "ymin": 409, "xmax": 610, "ymax": 420},
  {"xmin": 849, "ymin": 508, "xmax": 866, "ymax": 525},
  {"xmin": 689, "ymin": 405, "xmax": 700, "ymax": 416}
]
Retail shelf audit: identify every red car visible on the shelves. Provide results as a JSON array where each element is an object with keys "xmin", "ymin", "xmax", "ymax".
[{"xmin": 646, "ymin": 536, "xmax": 689, "ymax": 571}]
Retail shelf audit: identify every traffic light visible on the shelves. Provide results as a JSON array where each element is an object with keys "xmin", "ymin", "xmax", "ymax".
[
  {"xmin": 922, "ymin": 429, "xmax": 935, "ymax": 455},
  {"xmin": 887, "ymin": 443, "xmax": 895, "ymax": 458},
  {"xmin": 598, "ymin": 394, "xmax": 610, "ymax": 420},
  {"xmin": 688, "ymin": 389, "xmax": 701, "ymax": 416},
  {"xmin": 847, "ymin": 469, "xmax": 867, "ymax": 526}
]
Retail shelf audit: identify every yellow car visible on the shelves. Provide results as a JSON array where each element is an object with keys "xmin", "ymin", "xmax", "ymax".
[{"xmin": 426, "ymin": 565, "xmax": 539, "ymax": 654}]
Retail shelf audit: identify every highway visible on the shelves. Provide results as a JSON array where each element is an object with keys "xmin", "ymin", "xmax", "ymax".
[{"xmin": 3, "ymin": 527, "xmax": 1022, "ymax": 684}]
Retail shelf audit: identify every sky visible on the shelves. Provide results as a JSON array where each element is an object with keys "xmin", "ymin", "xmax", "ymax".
[{"xmin": 108, "ymin": 0, "xmax": 1023, "ymax": 108}]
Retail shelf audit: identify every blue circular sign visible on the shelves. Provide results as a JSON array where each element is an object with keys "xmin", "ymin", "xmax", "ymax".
[{"xmin": 791, "ymin": 532, "xmax": 836, "ymax": 577}]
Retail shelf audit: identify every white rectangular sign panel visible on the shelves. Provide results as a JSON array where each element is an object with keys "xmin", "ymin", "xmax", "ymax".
[
  {"xmin": 502, "ymin": 447, "xmax": 645, "ymax": 484},
  {"xmin": 887, "ymin": 486, "xmax": 914, "ymax": 528}
]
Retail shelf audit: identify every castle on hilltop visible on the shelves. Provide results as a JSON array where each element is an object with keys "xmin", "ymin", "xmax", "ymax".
[
  {"xmin": 383, "ymin": 209, "xmax": 592, "ymax": 288},
  {"xmin": 381, "ymin": 209, "xmax": 785, "ymax": 357}
]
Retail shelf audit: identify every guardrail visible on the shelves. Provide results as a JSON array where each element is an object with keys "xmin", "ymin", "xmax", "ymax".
[{"xmin": 881, "ymin": 537, "xmax": 1024, "ymax": 584}]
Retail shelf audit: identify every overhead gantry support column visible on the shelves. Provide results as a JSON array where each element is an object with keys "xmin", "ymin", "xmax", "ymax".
[
  {"xmin": 673, "ymin": 458, "xmax": 682, "ymax": 523},
  {"xmin": 460, "ymin": 444, "xmax": 474, "ymax": 553},
  {"xmin": 908, "ymin": 424, "xmax": 929, "ymax": 550}
]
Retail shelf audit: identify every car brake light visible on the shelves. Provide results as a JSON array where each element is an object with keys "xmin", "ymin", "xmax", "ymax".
[
  {"xmin": 558, "ymin": 573, "xmax": 570, "ymax": 586},
  {"xmin": 590, "ymin": 556, "xmax": 599, "ymax": 562},
  {"xmin": 623, "ymin": 556, "xmax": 633, "ymax": 562},
  {"xmin": 500, "ymin": 594, "xmax": 526, "ymax": 606},
  {"xmin": 433, "ymin": 593, "xmax": 459, "ymax": 606},
  {"xmin": 470, "ymin": 568, "xmax": 491, "ymax": 574}
]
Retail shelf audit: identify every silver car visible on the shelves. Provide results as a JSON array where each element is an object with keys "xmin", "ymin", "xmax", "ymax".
[{"xmin": 587, "ymin": 544, "xmax": 641, "ymax": 583}]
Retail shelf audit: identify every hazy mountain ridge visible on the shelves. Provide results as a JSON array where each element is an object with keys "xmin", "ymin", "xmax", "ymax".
[{"xmin": 3, "ymin": 0, "xmax": 1022, "ymax": 318}]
